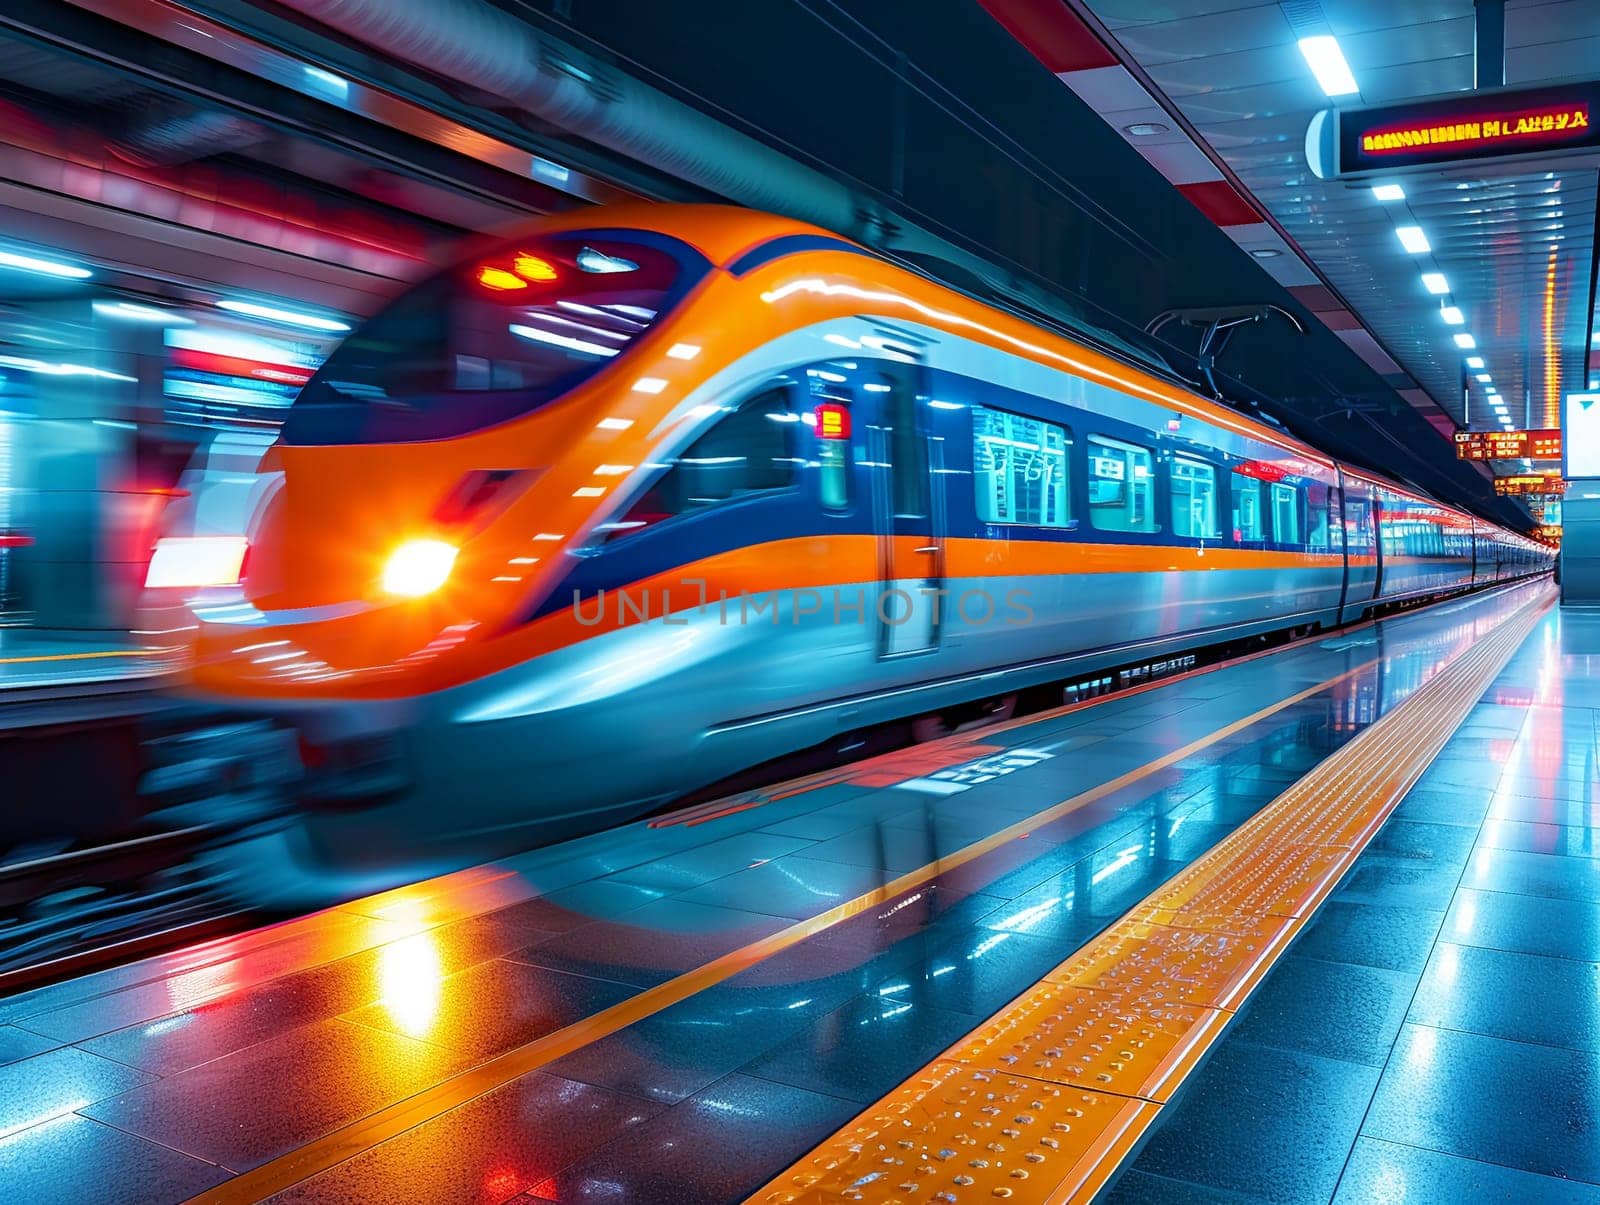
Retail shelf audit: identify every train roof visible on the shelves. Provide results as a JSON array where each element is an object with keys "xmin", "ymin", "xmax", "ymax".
[{"xmin": 470, "ymin": 204, "xmax": 1524, "ymax": 541}]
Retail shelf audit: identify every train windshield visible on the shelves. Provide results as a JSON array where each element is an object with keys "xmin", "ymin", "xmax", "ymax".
[{"xmin": 283, "ymin": 231, "xmax": 705, "ymax": 444}]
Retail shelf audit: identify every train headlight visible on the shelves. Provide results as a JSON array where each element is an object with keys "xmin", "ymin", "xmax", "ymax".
[
  {"xmin": 382, "ymin": 539, "xmax": 458, "ymax": 598},
  {"xmin": 145, "ymin": 536, "xmax": 248, "ymax": 588}
]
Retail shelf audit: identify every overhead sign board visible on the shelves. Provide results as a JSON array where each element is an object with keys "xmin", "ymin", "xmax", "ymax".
[
  {"xmin": 1307, "ymin": 80, "xmax": 1600, "ymax": 178},
  {"xmin": 1565, "ymin": 393, "xmax": 1600, "ymax": 479},
  {"xmin": 1494, "ymin": 474, "xmax": 1566, "ymax": 497},
  {"xmin": 1454, "ymin": 429, "xmax": 1562, "ymax": 461}
]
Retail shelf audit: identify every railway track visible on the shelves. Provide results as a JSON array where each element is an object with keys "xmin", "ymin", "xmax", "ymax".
[{"xmin": 0, "ymin": 825, "xmax": 256, "ymax": 990}]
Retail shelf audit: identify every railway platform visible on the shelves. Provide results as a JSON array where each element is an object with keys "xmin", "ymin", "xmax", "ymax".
[
  {"xmin": 0, "ymin": 579, "xmax": 1585, "ymax": 1204},
  {"xmin": 0, "ymin": 630, "xmax": 180, "ymax": 736},
  {"xmin": 0, "ymin": 629, "xmax": 177, "ymax": 694}
]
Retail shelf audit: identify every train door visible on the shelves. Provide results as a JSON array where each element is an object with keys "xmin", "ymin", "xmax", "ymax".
[
  {"xmin": 865, "ymin": 363, "xmax": 942, "ymax": 657},
  {"xmin": 1333, "ymin": 470, "xmax": 1351, "ymax": 618},
  {"xmin": 1338, "ymin": 474, "xmax": 1381, "ymax": 622},
  {"xmin": 1370, "ymin": 484, "xmax": 1386, "ymax": 599}
]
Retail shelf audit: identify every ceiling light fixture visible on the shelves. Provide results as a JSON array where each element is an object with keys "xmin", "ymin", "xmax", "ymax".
[
  {"xmin": 1371, "ymin": 183, "xmax": 1405, "ymax": 201},
  {"xmin": 1297, "ymin": 35, "xmax": 1360, "ymax": 97},
  {"xmin": 0, "ymin": 247, "xmax": 92, "ymax": 280},
  {"xmin": 1465, "ymin": 356, "xmax": 1485, "ymax": 369},
  {"xmin": 1454, "ymin": 333, "xmax": 1476, "ymax": 349},
  {"xmin": 1124, "ymin": 122, "xmax": 1169, "ymax": 136},
  {"xmin": 1421, "ymin": 273, "xmax": 1449, "ymax": 295},
  {"xmin": 92, "ymin": 300, "xmax": 192, "ymax": 325},
  {"xmin": 216, "ymin": 299, "xmax": 351, "ymax": 332},
  {"xmin": 1440, "ymin": 306, "xmax": 1465, "ymax": 325},
  {"xmin": 1395, "ymin": 226, "xmax": 1431, "ymax": 254}
]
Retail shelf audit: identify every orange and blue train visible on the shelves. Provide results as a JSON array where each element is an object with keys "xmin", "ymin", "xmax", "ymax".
[{"xmin": 143, "ymin": 205, "xmax": 1551, "ymax": 881}]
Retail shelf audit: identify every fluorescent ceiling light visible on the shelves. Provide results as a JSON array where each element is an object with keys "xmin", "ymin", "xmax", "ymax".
[
  {"xmin": 1475, "ymin": 373, "xmax": 1491, "ymax": 382},
  {"xmin": 1371, "ymin": 183, "xmax": 1405, "ymax": 201},
  {"xmin": 92, "ymin": 300, "xmax": 192, "ymax": 325},
  {"xmin": 1453, "ymin": 333, "xmax": 1476, "ymax": 349},
  {"xmin": 1465, "ymin": 356, "xmax": 1485, "ymax": 368},
  {"xmin": 1297, "ymin": 35, "xmax": 1359, "ymax": 97},
  {"xmin": 216, "ymin": 299, "xmax": 350, "ymax": 332},
  {"xmin": 1421, "ymin": 273, "xmax": 1449, "ymax": 295},
  {"xmin": 1395, "ymin": 226, "xmax": 1431, "ymax": 254},
  {"xmin": 0, "ymin": 354, "xmax": 134, "ymax": 382},
  {"xmin": 1440, "ymin": 306, "xmax": 1465, "ymax": 325},
  {"xmin": 1488, "ymin": 394, "xmax": 1504, "ymax": 404},
  {"xmin": 0, "ymin": 248, "xmax": 92, "ymax": 280}
]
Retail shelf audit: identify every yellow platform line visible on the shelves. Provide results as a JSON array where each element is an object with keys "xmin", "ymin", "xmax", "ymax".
[
  {"xmin": 748, "ymin": 588, "xmax": 1550, "ymax": 1205},
  {"xmin": 181, "ymin": 616, "xmax": 1432, "ymax": 1202},
  {"xmin": 0, "ymin": 647, "xmax": 168, "ymax": 665}
]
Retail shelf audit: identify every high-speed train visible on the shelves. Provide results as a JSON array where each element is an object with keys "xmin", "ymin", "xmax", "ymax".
[{"xmin": 142, "ymin": 204, "xmax": 1551, "ymax": 877}]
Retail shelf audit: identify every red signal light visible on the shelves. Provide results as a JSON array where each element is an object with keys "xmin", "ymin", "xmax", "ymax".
[{"xmin": 815, "ymin": 403, "xmax": 850, "ymax": 440}]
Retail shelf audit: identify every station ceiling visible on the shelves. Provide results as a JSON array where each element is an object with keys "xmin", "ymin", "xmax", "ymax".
[{"xmin": 1050, "ymin": 0, "xmax": 1599, "ymax": 467}]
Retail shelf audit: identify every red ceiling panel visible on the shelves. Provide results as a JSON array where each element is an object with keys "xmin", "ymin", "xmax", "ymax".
[
  {"xmin": 977, "ymin": 0, "xmax": 1117, "ymax": 73},
  {"xmin": 1176, "ymin": 180, "xmax": 1261, "ymax": 228}
]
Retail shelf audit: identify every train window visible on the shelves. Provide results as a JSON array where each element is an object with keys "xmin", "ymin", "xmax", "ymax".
[
  {"xmin": 284, "ymin": 231, "xmax": 706, "ymax": 445},
  {"xmin": 1170, "ymin": 456, "xmax": 1219, "ymax": 539},
  {"xmin": 972, "ymin": 406, "xmax": 1071, "ymax": 527},
  {"xmin": 885, "ymin": 375, "xmax": 929, "ymax": 519},
  {"xmin": 1087, "ymin": 434, "xmax": 1156, "ymax": 533},
  {"xmin": 1231, "ymin": 472, "xmax": 1265, "ymax": 541},
  {"xmin": 1306, "ymin": 483, "xmax": 1332, "ymax": 549},
  {"xmin": 1346, "ymin": 490, "xmax": 1375, "ymax": 552},
  {"xmin": 606, "ymin": 382, "xmax": 797, "ymax": 536},
  {"xmin": 1271, "ymin": 482, "xmax": 1301, "ymax": 544}
]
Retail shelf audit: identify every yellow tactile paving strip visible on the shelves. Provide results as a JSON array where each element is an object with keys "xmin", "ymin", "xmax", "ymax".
[{"xmin": 751, "ymin": 589, "xmax": 1550, "ymax": 1205}]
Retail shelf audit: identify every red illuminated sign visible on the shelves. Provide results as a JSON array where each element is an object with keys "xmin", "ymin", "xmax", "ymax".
[
  {"xmin": 1333, "ymin": 82, "xmax": 1600, "ymax": 174},
  {"xmin": 1361, "ymin": 106, "xmax": 1589, "ymax": 157},
  {"xmin": 1232, "ymin": 459, "xmax": 1289, "ymax": 482},
  {"xmin": 169, "ymin": 347, "xmax": 312, "ymax": 386},
  {"xmin": 1453, "ymin": 429, "xmax": 1562, "ymax": 462},
  {"xmin": 1493, "ymin": 474, "xmax": 1565, "ymax": 497},
  {"xmin": 815, "ymin": 403, "xmax": 850, "ymax": 440}
]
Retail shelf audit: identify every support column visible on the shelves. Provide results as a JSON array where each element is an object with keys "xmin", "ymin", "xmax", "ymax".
[{"xmin": 1474, "ymin": 0, "xmax": 1506, "ymax": 89}]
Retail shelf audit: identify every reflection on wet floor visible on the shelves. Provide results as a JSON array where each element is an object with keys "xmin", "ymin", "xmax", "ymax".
[{"xmin": 0, "ymin": 582, "xmax": 1553, "ymax": 1204}]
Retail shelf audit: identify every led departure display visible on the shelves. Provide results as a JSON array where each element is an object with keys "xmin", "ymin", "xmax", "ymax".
[
  {"xmin": 1493, "ymin": 474, "xmax": 1565, "ymax": 497},
  {"xmin": 1334, "ymin": 82, "xmax": 1600, "ymax": 173},
  {"xmin": 1454, "ymin": 429, "xmax": 1562, "ymax": 461}
]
